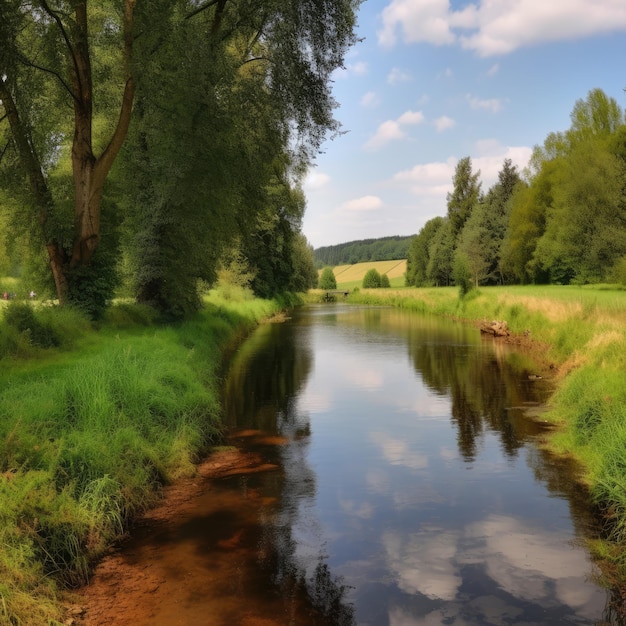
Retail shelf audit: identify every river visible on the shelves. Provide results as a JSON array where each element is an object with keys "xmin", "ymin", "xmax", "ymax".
[
  {"xmin": 218, "ymin": 304, "xmax": 611, "ymax": 625},
  {"xmin": 92, "ymin": 304, "xmax": 614, "ymax": 625}
]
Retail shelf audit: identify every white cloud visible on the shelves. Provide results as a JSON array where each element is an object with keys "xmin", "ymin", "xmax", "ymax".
[
  {"xmin": 304, "ymin": 170, "xmax": 331, "ymax": 190},
  {"xmin": 398, "ymin": 110, "xmax": 425, "ymax": 125},
  {"xmin": 467, "ymin": 93, "xmax": 505, "ymax": 113},
  {"xmin": 370, "ymin": 431, "xmax": 429, "ymax": 470},
  {"xmin": 471, "ymin": 141, "xmax": 533, "ymax": 188},
  {"xmin": 379, "ymin": 0, "xmax": 456, "ymax": 47},
  {"xmin": 392, "ymin": 143, "xmax": 531, "ymax": 198},
  {"xmin": 360, "ymin": 91, "xmax": 380, "ymax": 107},
  {"xmin": 378, "ymin": 0, "xmax": 626, "ymax": 56},
  {"xmin": 393, "ymin": 157, "xmax": 457, "ymax": 187},
  {"xmin": 341, "ymin": 195, "xmax": 383, "ymax": 212},
  {"xmin": 486, "ymin": 63, "xmax": 500, "ymax": 77},
  {"xmin": 349, "ymin": 61, "xmax": 369, "ymax": 76},
  {"xmin": 434, "ymin": 115, "xmax": 456, "ymax": 132},
  {"xmin": 387, "ymin": 67, "xmax": 412, "ymax": 85},
  {"xmin": 365, "ymin": 110, "xmax": 424, "ymax": 150}
]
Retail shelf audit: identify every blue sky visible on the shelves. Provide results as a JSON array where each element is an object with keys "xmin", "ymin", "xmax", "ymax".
[{"xmin": 301, "ymin": 0, "xmax": 626, "ymax": 249}]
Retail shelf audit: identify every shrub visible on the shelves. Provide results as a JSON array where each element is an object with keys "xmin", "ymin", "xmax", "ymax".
[
  {"xmin": 2, "ymin": 301, "xmax": 59, "ymax": 348},
  {"xmin": 362, "ymin": 268, "xmax": 381, "ymax": 288},
  {"xmin": 318, "ymin": 267, "xmax": 337, "ymax": 290},
  {"xmin": 380, "ymin": 273, "xmax": 390, "ymax": 288}
]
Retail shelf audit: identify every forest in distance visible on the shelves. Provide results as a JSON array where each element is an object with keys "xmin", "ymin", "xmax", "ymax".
[{"xmin": 315, "ymin": 88, "xmax": 626, "ymax": 295}]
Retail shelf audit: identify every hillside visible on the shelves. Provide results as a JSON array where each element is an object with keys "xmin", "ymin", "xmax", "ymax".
[
  {"xmin": 319, "ymin": 259, "xmax": 407, "ymax": 288},
  {"xmin": 314, "ymin": 235, "xmax": 414, "ymax": 268}
]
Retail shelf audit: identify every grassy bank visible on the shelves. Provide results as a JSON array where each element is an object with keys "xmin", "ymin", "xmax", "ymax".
[
  {"xmin": 0, "ymin": 292, "xmax": 292, "ymax": 625},
  {"xmin": 337, "ymin": 284, "xmax": 626, "ymax": 579}
]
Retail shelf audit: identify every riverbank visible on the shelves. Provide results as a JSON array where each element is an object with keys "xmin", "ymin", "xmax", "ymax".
[
  {"xmin": 0, "ymin": 292, "xmax": 295, "ymax": 625},
  {"xmin": 324, "ymin": 285, "xmax": 626, "ymax": 592}
]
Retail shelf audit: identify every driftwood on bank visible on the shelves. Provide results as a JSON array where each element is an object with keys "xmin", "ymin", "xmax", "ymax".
[{"xmin": 480, "ymin": 320, "xmax": 511, "ymax": 337}]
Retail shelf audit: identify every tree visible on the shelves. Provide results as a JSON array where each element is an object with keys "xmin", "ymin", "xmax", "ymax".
[
  {"xmin": 447, "ymin": 157, "xmax": 482, "ymax": 240},
  {"xmin": 1, "ymin": 0, "xmax": 361, "ymax": 316},
  {"xmin": 0, "ymin": 0, "xmax": 136, "ymax": 311},
  {"xmin": 318, "ymin": 267, "xmax": 336, "ymax": 290},
  {"xmin": 478, "ymin": 158, "xmax": 521, "ymax": 283},
  {"xmin": 289, "ymin": 233, "xmax": 318, "ymax": 293},
  {"xmin": 380, "ymin": 273, "xmax": 390, "ymax": 288},
  {"xmin": 455, "ymin": 215, "xmax": 489, "ymax": 288},
  {"xmin": 362, "ymin": 268, "xmax": 381, "ymax": 288},
  {"xmin": 427, "ymin": 218, "xmax": 455, "ymax": 286},
  {"xmin": 405, "ymin": 217, "xmax": 444, "ymax": 286}
]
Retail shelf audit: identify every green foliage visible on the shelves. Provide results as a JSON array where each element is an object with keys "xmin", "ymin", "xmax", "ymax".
[
  {"xmin": 318, "ymin": 267, "xmax": 337, "ymax": 290},
  {"xmin": 609, "ymin": 256, "xmax": 626, "ymax": 286},
  {"xmin": 314, "ymin": 235, "xmax": 414, "ymax": 267},
  {"xmin": 405, "ymin": 217, "xmax": 444, "ymax": 287},
  {"xmin": 0, "ymin": 296, "xmax": 284, "ymax": 623},
  {"xmin": 289, "ymin": 233, "xmax": 319, "ymax": 292},
  {"xmin": 380, "ymin": 273, "xmax": 390, "ymax": 288},
  {"xmin": 2, "ymin": 301, "xmax": 59, "ymax": 349},
  {"xmin": 362, "ymin": 268, "xmax": 382, "ymax": 288},
  {"xmin": 453, "ymin": 253, "xmax": 473, "ymax": 297},
  {"xmin": 447, "ymin": 156, "xmax": 482, "ymax": 239}
]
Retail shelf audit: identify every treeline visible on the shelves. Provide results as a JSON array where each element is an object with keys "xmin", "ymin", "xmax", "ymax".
[
  {"xmin": 0, "ymin": 1, "xmax": 360, "ymax": 319},
  {"xmin": 406, "ymin": 88, "xmax": 626, "ymax": 289},
  {"xmin": 315, "ymin": 235, "xmax": 414, "ymax": 267}
]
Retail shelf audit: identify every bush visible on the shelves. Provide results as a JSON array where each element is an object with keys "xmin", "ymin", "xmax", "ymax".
[
  {"xmin": 380, "ymin": 273, "xmax": 390, "ymax": 288},
  {"xmin": 2, "ymin": 301, "xmax": 59, "ymax": 348},
  {"xmin": 318, "ymin": 267, "xmax": 337, "ymax": 290},
  {"xmin": 362, "ymin": 268, "xmax": 381, "ymax": 288}
]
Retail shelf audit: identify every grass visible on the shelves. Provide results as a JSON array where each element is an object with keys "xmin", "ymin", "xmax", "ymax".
[
  {"xmin": 0, "ymin": 289, "xmax": 290, "ymax": 625},
  {"xmin": 318, "ymin": 260, "xmax": 407, "ymax": 290}
]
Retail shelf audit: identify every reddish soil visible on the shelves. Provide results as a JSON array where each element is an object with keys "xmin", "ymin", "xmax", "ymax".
[{"xmin": 66, "ymin": 446, "xmax": 282, "ymax": 626}]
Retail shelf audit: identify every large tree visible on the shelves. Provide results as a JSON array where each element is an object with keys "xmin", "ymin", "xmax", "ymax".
[
  {"xmin": 447, "ymin": 156, "xmax": 482, "ymax": 240},
  {"xmin": 0, "ymin": 0, "xmax": 136, "ymax": 309},
  {"xmin": 0, "ymin": 0, "xmax": 361, "ymax": 315}
]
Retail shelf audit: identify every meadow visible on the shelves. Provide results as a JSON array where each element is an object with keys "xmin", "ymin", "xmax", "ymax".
[
  {"xmin": 0, "ymin": 292, "xmax": 290, "ymax": 625},
  {"xmin": 321, "ymin": 260, "xmax": 407, "ymax": 289}
]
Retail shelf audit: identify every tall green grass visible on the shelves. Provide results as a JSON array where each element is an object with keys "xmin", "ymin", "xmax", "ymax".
[{"xmin": 0, "ymin": 292, "xmax": 287, "ymax": 624}]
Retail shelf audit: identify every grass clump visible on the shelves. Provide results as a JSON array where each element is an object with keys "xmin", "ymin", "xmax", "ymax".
[{"xmin": 0, "ymin": 295, "xmax": 285, "ymax": 624}]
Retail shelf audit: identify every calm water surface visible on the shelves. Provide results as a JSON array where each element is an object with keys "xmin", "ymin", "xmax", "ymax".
[{"xmin": 217, "ymin": 304, "xmax": 610, "ymax": 625}]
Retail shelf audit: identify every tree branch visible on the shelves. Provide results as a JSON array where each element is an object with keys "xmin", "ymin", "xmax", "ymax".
[
  {"xmin": 39, "ymin": 0, "xmax": 83, "ymax": 97},
  {"xmin": 94, "ymin": 0, "xmax": 136, "ymax": 183},
  {"xmin": 15, "ymin": 52, "xmax": 78, "ymax": 103},
  {"xmin": 185, "ymin": 0, "xmax": 221, "ymax": 21}
]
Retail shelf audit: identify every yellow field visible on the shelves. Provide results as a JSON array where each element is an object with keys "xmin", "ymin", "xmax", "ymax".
[{"xmin": 333, "ymin": 260, "xmax": 406, "ymax": 281}]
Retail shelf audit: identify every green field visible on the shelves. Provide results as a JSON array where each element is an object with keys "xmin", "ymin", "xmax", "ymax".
[{"xmin": 320, "ymin": 259, "xmax": 407, "ymax": 289}]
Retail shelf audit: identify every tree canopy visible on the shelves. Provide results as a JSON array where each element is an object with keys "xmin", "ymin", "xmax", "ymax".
[
  {"xmin": 0, "ymin": 0, "xmax": 362, "ymax": 317},
  {"xmin": 407, "ymin": 89, "xmax": 626, "ymax": 290}
]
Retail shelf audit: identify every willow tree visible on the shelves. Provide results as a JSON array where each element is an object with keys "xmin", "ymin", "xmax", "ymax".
[
  {"xmin": 120, "ymin": 0, "xmax": 361, "ymax": 317},
  {"xmin": 0, "ymin": 0, "xmax": 361, "ymax": 315}
]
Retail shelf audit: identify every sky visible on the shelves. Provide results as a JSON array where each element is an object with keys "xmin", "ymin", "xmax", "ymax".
[{"xmin": 301, "ymin": 0, "xmax": 626, "ymax": 249}]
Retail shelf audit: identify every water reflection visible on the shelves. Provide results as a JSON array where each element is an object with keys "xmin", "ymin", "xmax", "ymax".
[
  {"xmin": 219, "ymin": 304, "xmax": 609, "ymax": 625},
  {"xmin": 223, "ymin": 317, "xmax": 356, "ymax": 624}
]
